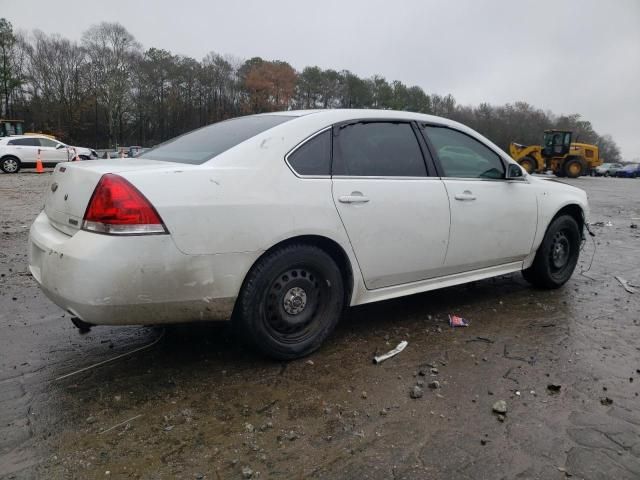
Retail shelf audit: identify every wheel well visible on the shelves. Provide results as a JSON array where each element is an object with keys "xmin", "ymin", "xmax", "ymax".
[
  {"xmin": 1, "ymin": 155, "xmax": 20, "ymax": 162},
  {"xmin": 239, "ymin": 235, "xmax": 355, "ymax": 308},
  {"xmin": 552, "ymin": 204, "xmax": 585, "ymax": 234}
]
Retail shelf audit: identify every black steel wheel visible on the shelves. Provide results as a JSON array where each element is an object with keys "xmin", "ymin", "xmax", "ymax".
[
  {"xmin": 522, "ymin": 215, "xmax": 581, "ymax": 288},
  {"xmin": 236, "ymin": 244, "xmax": 345, "ymax": 359}
]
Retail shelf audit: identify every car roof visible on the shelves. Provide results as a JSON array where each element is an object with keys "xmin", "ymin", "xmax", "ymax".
[
  {"xmin": 260, "ymin": 108, "xmax": 460, "ymax": 125},
  {"xmin": 4, "ymin": 134, "xmax": 56, "ymax": 140}
]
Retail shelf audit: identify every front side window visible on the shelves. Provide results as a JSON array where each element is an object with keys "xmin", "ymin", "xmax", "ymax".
[
  {"xmin": 139, "ymin": 115, "xmax": 293, "ymax": 165},
  {"xmin": 287, "ymin": 130, "xmax": 331, "ymax": 176},
  {"xmin": 423, "ymin": 126, "xmax": 504, "ymax": 179},
  {"xmin": 333, "ymin": 122, "xmax": 427, "ymax": 177},
  {"xmin": 8, "ymin": 138, "xmax": 39, "ymax": 147}
]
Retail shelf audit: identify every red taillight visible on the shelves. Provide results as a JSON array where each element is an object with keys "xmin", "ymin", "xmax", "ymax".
[{"xmin": 82, "ymin": 174, "xmax": 167, "ymax": 235}]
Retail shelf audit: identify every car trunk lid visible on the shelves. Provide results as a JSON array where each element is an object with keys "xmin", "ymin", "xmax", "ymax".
[{"xmin": 44, "ymin": 159, "xmax": 185, "ymax": 235}]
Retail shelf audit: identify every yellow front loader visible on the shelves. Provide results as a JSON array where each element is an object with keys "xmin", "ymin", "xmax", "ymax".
[{"xmin": 510, "ymin": 130, "xmax": 602, "ymax": 178}]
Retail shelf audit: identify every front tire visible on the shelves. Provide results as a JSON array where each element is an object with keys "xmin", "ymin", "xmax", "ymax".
[
  {"xmin": 1, "ymin": 156, "xmax": 21, "ymax": 174},
  {"xmin": 522, "ymin": 215, "xmax": 581, "ymax": 289},
  {"xmin": 236, "ymin": 244, "xmax": 345, "ymax": 360}
]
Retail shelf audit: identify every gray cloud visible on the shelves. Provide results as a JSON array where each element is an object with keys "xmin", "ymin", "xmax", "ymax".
[{"xmin": 4, "ymin": 0, "xmax": 639, "ymax": 159}]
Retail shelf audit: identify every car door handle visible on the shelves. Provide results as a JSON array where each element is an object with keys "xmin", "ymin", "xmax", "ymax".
[
  {"xmin": 454, "ymin": 191, "xmax": 476, "ymax": 201},
  {"xmin": 339, "ymin": 193, "xmax": 370, "ymax": 204}
]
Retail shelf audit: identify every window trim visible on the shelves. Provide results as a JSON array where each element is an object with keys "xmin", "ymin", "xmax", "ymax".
[
  {"xmin": 419, "ymin": 123, "xmax": 511, "ymax": 181},
  {"xmin": 330, "ymin": 119, "xmax": 434, "ymax": 179},
  {"xmin": 284, "ymin": 126, "xmax": 333, "ymax": 179}
]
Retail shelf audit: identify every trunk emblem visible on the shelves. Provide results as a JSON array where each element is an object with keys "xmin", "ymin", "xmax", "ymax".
[{"xmin": 51, "ymin": 182, "xmax": 58, "ymax": 192}]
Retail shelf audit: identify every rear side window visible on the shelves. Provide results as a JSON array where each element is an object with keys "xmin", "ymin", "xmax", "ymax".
[
  {"xmin": 423, "ymin": 126, "xmax": 504, "ymax": 179},
  {"xmin": 8, "ymin": 138, "xmax": 39, "ymax": 146},
  {"xmin": 38, "ymin": 138, "xmax": 59, "ymax": 148},
  {"xmin": 139, "ymin": 115, "xmax": 294, "ymax": 164},
  {"xmin": 287, "ymin": 130, "xmax": 331, "ymax": 176},
  {"xmin": 333, "ymin": 122, "xmax": 426, "ymax": 177}
]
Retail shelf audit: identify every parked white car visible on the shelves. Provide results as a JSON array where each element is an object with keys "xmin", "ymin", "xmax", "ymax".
[
  {"xmin": 28, "ymin": 110, "xmax": 589, "ymax": 359},
  {"xmin": 0, "ymin": 135, "xmax": 98, "ymax": 173}
]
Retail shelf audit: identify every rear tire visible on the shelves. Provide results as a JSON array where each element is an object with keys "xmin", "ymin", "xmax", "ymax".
[
  {"xmin": 563, "ymin": 158, "xmax": 585, "ymax": 178},
  {"xmin": 236, "ymin": 244, "xmax": 344, "ymax": 360},
  {"xmin": 1, "ymin": 156, "xmax": 21, "ymax": 174},
  {"xmin": 522, "ymin": 215, "xmax": 581, "ymax": 289}
]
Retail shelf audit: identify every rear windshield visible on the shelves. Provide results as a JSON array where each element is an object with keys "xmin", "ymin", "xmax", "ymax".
[{"xmin": 139, "ymin": 115, "xmax": 294, "ymax": 164}]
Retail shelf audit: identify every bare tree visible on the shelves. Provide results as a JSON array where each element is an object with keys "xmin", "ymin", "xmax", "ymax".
[{"xmin": 82, "ymin": 22, "xmax": 140, "ymax": 145}]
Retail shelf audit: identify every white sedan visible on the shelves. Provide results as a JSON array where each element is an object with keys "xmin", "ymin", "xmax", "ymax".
[{"xmin": 28, "ymin": 110, "xmax": 588, "ymax": 359}]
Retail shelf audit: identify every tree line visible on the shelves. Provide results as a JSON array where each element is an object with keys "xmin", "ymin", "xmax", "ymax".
[{"xmin": 0, "ymin": 19, "xmax": 621, "ymax": 161}]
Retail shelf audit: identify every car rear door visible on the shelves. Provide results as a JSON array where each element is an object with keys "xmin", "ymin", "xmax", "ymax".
[
  {"xmin": 7, "ymin": 137, "xmax": 38, "ymax": 163},
  {"xmin": 331, "ymin": 120, "xmax": 450, "ymax": 289},
  {"xmin": 421, "ymin": 124, "xmax": 538, "ymax": 273}
]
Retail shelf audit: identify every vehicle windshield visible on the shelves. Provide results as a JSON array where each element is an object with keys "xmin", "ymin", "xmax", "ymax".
[{"xmin": 139, "ymin": 115, "xmax": 294, "ymax": 164}]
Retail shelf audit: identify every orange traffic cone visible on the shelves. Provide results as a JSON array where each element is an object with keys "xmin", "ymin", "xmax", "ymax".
[{"xmin": 36, "ymin": 149, "xmax": 44, "ymax": 173}]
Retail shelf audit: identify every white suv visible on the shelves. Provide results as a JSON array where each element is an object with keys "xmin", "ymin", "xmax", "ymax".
[{"xmin": 0, "ymin": 135, "xmax": 98, "ymax": 173}]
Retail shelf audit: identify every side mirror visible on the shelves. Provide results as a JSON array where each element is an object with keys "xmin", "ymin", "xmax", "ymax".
[{"xmin": 506, "ymin": 163, "xmax": 524, "ymax": 179}]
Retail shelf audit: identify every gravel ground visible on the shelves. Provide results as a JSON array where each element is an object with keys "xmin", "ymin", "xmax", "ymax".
[{"xmin": 1, "ymin": 170, "xmax": 639, "ymax": 479}]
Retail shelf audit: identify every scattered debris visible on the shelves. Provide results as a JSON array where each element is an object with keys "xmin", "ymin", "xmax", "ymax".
[
  {"xmin": 631, "ymin": 224, "xmax": 638, "ymax": 229},
  {"xmin": 428, "ymin": 380, "xmax": 440, "ymax": 389},
  {"xmin": 600, "ymin": 397, "xmax": 613, "ymax": 406},
  {"xmin": 547, "ymin": 384, "xmax": 562, "ymax": 394},
  {"xmin": 614, "ymin": 276, "xmax": 636, "ymax": 294},
  {"xmin": 449, "ymin": 314, "xmax": 469, "ymax": 327},
  {"xmin": 373, "ymin": 340, "xmax": 408, "ymax": 364},
  {"xmin": 492, "ymin": 400, "xmax": 507, "ymax": 414},
  {"xmin": 410, "ymin": 385, "xmax": 424, "ymax": 399}
]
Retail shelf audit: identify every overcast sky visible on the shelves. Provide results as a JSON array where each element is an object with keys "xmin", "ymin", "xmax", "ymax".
[{"xmin": 3, "ymin": 0, "xmax": 639, "ymax": 159}]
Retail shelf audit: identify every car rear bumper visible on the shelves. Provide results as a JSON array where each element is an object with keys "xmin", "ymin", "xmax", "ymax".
[{"xmin": 28, "ymin": 211, "xmax": 260, "ymax": 325}]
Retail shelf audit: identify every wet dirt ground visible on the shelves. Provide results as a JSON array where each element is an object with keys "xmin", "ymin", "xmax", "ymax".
[{"xmin": 1, "ymin": 171, "xmax": 639, "ymax": 480}]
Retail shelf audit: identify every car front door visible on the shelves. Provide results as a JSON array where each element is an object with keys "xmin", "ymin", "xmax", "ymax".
[
  {"xmin": 421, "ymin": 124, "xmax": 538, "ymax": 273},
  {"xmin": 331, "ymin": 121, "xmax": 451, "ymax": 289},
  {"xmin": 37, "ymin": 137, "xmax": 69, "ymax": 164}
]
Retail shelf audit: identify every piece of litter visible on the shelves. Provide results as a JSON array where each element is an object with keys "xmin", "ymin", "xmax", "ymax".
[
  {"xmin": 99, "ymin": 414, "xmax": 143, "ymax": 435},
  {"xmin": 449, "ymin": 314, "xmax": 469, "ymax": 327},
  {"xmin": 55, "ymin": 329, "xmax": 165, "ymax": 381},
  {"xmin": 614, "ymin": 276, "xmax": 636, "ymax": 294},
  {"xmin": 492, "ymin": 400, "xmax": 507, "ymax": 414},
  {"xmin": 373, "ymin": 340, "xmax": 408, "ymax": 364}
]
